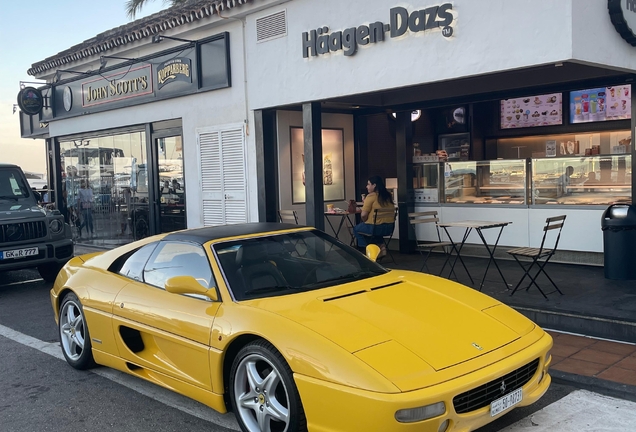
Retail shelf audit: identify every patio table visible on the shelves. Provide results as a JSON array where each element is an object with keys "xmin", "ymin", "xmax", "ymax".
[
  {"xmin": 437, "ymin": 220, "xmax": 512, "ymax": 291},
  {"xmin": 324, "ymin": 211, "xmax": 358, "ymax": 245}
]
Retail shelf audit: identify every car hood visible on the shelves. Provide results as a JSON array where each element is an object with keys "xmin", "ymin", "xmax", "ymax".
[
  {"xmin": 0, "ymin": 205, "xmax": 46, "ymax": 220},
  {"xmin": 247, "ymin": 272, "xmax": 526, "ymax": 373}
]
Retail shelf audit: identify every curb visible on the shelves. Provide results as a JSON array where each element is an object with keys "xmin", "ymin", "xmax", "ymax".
[
  {"xmin": 512, "ymin": 306, "xmax": 636, "ymax": 344},
  {"xmin": 551, "ymin": 369, "xmax": 636, "ymax": 403}
]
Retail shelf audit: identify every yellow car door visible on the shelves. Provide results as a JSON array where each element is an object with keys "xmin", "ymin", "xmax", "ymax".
[{"xmin": 111, "ymin": 241, "xmax": 221, "ymax": 391}]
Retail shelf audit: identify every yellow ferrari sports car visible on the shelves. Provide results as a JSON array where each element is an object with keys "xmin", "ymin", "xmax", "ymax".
[{"xmin": 51, "ymin": 223, "xmax": 552, "ymax": 432}]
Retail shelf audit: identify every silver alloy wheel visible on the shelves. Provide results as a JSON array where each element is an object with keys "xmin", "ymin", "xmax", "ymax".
[
  {"xmin": 60, "ymin": 300, "xmax": 86, "ymax": 361},
  {"xmin": 234, "ymin": 353, "xmax": 290, "ymax": 432}
]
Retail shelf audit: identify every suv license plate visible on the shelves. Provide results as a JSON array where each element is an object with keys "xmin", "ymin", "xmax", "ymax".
[
  {"xmin": 490, "ymin": 388, "xmax": 523, "ymax": 417},
  {"xmin": 0, "ymin": 247, "xmax": 39, "ymax": 260}
]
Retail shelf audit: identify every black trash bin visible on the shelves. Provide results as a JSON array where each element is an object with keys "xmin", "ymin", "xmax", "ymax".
[{"xmin": 601, "ymin": 204, "xmax": 636, "ymax": 280}]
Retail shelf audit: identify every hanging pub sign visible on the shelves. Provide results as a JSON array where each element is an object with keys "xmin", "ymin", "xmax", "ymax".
[
  {"xmin": 16, "ymin": 87, "xmax": 44, "ymax": 115},
  {"xmin": 157, "ymin": 57, "xmax": 192, "ymax": 90},
  {"xmin": 609, "ymin": 0, "xmax": 636, "ymax": 45},
  {"xmin": 302, "ymin": 3, "xmax": 454, "ymax": 58}
]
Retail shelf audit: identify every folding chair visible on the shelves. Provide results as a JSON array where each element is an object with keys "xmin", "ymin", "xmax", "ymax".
[
  {"xmin": 408, "ymin": 211, "xmax": 456, "ymax": 274},
  {"xmin": 359, "ymin": 208, "xmax": 398, "ymax": 263},
  {"xmin": 278, "ymin": 210, "xmax": 299, "ymax": 225},
  {"xmin": 507, "ymin": 215, "xmax": 566, "ymax": 300}
]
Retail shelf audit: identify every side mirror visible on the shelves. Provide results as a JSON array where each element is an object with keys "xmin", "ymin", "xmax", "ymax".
[
  {"xmin": 365, "ymin": 244, "xmax": 381, "ymax": 262},
  {"xmin": 165, "ymin": 276, "xmax": 218, "ymax": 301}
]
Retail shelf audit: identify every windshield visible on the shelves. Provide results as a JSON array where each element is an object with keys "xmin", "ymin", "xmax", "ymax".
[
  {"xmin": 0, "ymin": 168, "xmax": 36, "ymax": 208},
  {"xmin": 214, "ymin": 230, "xmax": 388, "ymax": 301}
]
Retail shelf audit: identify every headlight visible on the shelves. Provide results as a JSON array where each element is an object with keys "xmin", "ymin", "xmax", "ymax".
[
  {"xmin": 49, "ymin": 219, "xmax": 63, "ymax": 234},
  {"xmin": 395, "ymin": 402, "xmax": 445, "ymax": 423}
]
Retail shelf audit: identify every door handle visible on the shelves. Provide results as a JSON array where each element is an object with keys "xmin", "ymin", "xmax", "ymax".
[{"xmin": 225, "ymin": 194, "xmax": 231, "ymax": 199}]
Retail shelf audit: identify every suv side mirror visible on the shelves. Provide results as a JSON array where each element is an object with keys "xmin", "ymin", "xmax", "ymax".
[{"xmin": 165, "ymin": 276, "xmax": 218, "ymax": 301}]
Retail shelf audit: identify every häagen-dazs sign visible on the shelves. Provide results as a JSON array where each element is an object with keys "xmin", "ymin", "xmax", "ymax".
[
  {"xmin": 302, "ymin": 3, "xmax": 454, "ymax": 58},
  {"xmin": 609, "ymin": 0, "xmax": 636, "ymax": 45}
]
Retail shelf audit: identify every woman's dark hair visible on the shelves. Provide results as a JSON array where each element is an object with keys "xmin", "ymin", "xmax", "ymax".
[{"xmin": 368, "ymin": 176, "xmax": 393, "ymax": 206}]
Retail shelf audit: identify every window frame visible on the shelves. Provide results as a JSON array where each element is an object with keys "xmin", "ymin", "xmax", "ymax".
[{"xmin": 142, "ymin": 240, "xmax": 218, "ymax": 301}]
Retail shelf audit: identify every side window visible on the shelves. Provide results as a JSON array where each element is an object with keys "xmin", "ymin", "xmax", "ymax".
[
  {"xmin": 143, "ymin": 241, "xmax": 213, "ymax": 291},
  {"xmin": 118, "ymin": 243, "xmax": 158, "ymax": 281}
]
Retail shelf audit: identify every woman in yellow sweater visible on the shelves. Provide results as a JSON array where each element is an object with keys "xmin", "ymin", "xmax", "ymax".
[{"xmin": 353, "ymin": 176, "xmax": 395, "ymax": 257}]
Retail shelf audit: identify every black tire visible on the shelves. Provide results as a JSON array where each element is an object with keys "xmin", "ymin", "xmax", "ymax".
[
  {"xmin": 229, "ymin": 340, "xmax": 307, "ymax": 432},
  {"xmin": 58, "ymin": 293, "xmax": 95, "ymax": 370},
  {"xmin": 38, "ymin": 263, "xmax": 61, "ymax": 283}
]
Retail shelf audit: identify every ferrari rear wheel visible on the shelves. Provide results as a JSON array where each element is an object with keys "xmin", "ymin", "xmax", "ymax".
[
  {"xmin": 230, "ymin": 340, "xmax": 307, "ymax": 432},
  {"xmin": 59, "ymin": 293, "xmax": 94, "ymax": 370}
]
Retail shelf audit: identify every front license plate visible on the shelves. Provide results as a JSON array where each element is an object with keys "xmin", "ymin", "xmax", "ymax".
[
  {"xmin": 0, "ymin": 247, "xmax": 39, "ymax": 260},
  {"xmin": 490, "ymin": 388, "xmax": 523, "ymax": 417}
]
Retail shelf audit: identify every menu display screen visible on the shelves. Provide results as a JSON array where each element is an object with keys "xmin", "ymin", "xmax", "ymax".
[
  {"xmin": 570, "ymin": 85, "xmax": 631, "ymax": 123},
  {"xmin": 500, "ymin": 93, "xmax": 563, "ymax": 129}
]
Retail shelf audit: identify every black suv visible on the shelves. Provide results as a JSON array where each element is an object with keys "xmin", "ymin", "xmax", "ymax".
[{"xmin": 0, "ymin": 164, "xmax": 73, "ymax": 282}]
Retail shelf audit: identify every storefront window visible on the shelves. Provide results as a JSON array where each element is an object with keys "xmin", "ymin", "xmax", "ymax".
[
  {"xmin": 157, "ymin": 136, "xmax": 186, "ymax": 233},
  {"xmin": 59, "ymin": 131, "xmax": 147, "ymax": 246}
]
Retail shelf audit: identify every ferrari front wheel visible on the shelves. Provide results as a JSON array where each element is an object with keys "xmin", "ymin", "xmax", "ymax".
[
  {"xmin": 59, "ymin": 293, "xmax": 94, "ymax": 370},
  {"xmin": 230, "ymin": 340, "xmax": 307, "ymax": 432}
]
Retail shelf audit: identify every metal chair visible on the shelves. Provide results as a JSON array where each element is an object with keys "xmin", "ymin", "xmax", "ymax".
[
  {"xmin": 507, "ymin": 215, "xmax": 566, "ymax": 300},
  {"xmin": 344, "ymin": 202, "xmax": 364, "ymax": 246},
  {"xmin": 278, "ymin": 210, "xmax": 299, "ymax": 225},
  {"xmin": 359, "ymin": 208, "xmax": 398, "ymax": 263},
  {"xmin": 408, "ymin": 211, "xmax": 456, "ymax": 274}
]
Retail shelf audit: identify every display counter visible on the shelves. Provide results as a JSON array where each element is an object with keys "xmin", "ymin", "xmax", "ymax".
[
  {"xmin": 532, "ymin": 155, "xmax": 631, "ymax": 206},
  {"xmin": 443, "ymin": 159, "xmax": 526, "ymax": 205},
  {"xmin": 411, "ymin": 156, "xmax": 631, "ymax": 254},
  {"xmin": 412, "ymin": 156, "xmax": 631, "ymax": 207}
]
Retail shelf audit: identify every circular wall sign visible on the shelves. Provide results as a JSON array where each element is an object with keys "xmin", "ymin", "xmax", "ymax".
[
  {"xmin": 63, "ymin": 86, "xmax": 73, "ymax": 112},
  {"xmin": 16, "ymin": 87, "xmax": 43, "ymax": 116},
  {"xmin": 608, "ymin": 0, "xmax": 636, "ymax": 45}
]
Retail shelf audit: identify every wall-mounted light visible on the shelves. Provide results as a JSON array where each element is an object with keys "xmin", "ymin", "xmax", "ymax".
[
  {"xmin": 100, "ymin": 55, "xmax": 138, "ymax": 71},
  {"xmin": 19, "ymin": 81, "xmax": 45, "ymax": 90},
  {"xmin": 392, "ymin": 110, "xmax": 422, "ymax": 122},
  {"xmin": 151, "ymin": 34, "xmax": 196, "ymax": 44},
  {"xmin": 54, "ymin": 69, "xmax": 93, "ymax": 84}
]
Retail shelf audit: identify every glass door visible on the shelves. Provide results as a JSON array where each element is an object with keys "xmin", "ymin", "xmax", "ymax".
[
  {"xmin": 59, "ymin": 131, "xmax": 148, "ymax": 245},
  {"xmin": 156, "ymin": 136, "xmax": 186, "ymax": 233}
]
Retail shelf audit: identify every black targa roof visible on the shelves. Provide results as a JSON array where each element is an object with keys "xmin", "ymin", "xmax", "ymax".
[{"xmin": 163, "ymin": 223, "xmax": 307, "ymax": 245}]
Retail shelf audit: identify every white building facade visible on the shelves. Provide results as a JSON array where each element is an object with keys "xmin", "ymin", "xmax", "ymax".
[{"xmin": 19, "ymin": 0, "xmax": 636, "ymax": 261}]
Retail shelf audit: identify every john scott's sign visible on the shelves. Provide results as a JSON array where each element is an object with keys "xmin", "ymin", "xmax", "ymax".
[
  {"xmin": 82, "ymin": 64, "xmax": 152, "ymax": 107},
  {"xmin": 302, "ymin": 3, "xmax": 454, "ymax": 58}
]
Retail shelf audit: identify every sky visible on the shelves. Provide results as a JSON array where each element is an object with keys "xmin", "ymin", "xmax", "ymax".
[{"xmin": 0, "ymin": 0, "xmax": 167, "ymax": 175}]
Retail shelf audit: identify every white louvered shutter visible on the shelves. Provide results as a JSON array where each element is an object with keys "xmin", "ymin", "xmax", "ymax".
[
  {"xmin": 220, "ymin": 128, "xmax": 247, "ymax": 224},
  {"xmin": 198, "ymin": 125, "xmax": 247, "ymax": 226}
]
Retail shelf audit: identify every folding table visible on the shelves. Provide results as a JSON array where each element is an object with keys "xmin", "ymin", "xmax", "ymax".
[
  {"xmin": 324, "ymin": 211, "xmax": 358, "ymax": 245},
  {"xmin": 437, "ymin": 220, "xmax": 512, "ymax": 291}
]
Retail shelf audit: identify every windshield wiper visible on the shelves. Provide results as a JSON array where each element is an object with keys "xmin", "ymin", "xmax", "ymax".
[{"xmin": 243, "ymin": 285, "xmax": 298, "ymax": 297}]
